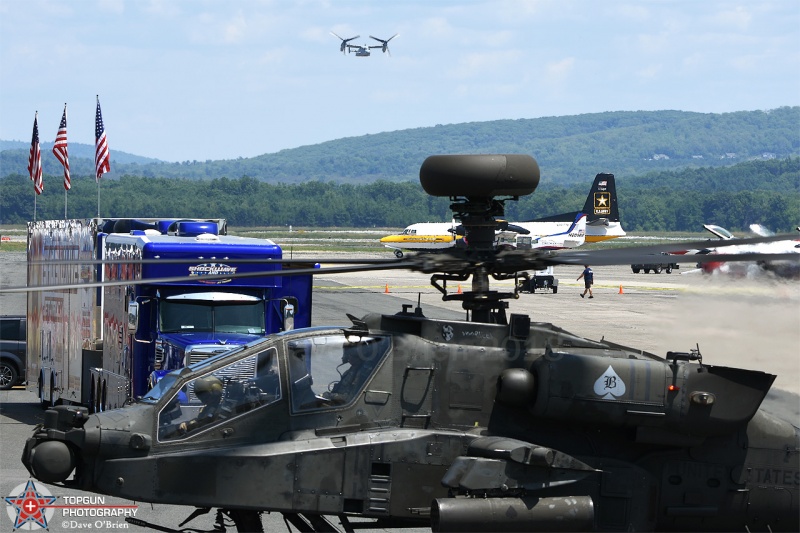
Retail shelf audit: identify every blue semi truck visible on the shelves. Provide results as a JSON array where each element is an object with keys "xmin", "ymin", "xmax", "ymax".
[{"xmin": 27, "ymin": 218, "xmax": 314, "ymax": 411}]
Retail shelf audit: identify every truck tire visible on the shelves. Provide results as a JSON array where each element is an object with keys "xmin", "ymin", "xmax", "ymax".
[
  {"xmin": 666, "ymin": 266, "xmax": 672, "ymax": 274},
  {"xmin": 632, "ymin": 267, "xmax": 640, "ymax": 274},
  {"xmin": 0, "ymin": 360, "xmax": 18, "ymax": 390},
  {"xmin": 644, "ymin": 268, "xmax": 650, "ymax": 274},
  {"xmin": 653, "ymin": 266, "xmax": 662, "ymax": 274}
]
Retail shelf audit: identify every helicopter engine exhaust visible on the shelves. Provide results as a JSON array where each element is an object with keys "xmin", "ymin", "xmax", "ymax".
[{"xmin": 431, "ymin": 495, "xmax": 594, "ymax": 532}]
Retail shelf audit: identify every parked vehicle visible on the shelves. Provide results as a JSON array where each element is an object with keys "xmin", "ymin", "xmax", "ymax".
[
  {"xmin": 631, "ymin": 253, "xmax": 680, "ymax": 274},
  {"xmin": 517, "ymin": 266, "xmax": 559, "ymax": 293},
  {"xmin": 0, "ymin": 315, "xmax": 26, "ymax": 390},
  {"xmin": 27, "ymin": 218, "xmax": 315, "ymax": 410}
]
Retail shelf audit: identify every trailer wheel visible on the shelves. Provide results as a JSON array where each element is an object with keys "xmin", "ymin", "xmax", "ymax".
[
  {"xmin": 666, "ymin": 266, "xmax": 672, "ymax": 274},
  {"xmin": 643, "ymin": 268, "xmax": 650, "ymax": 274},
  {"xmin": 632, "ymin": 267, "xmax": 640, "ymax": 274},
  {"xmin": 653, "ymin": 266, "xmax": 662, "ymax": 274}
]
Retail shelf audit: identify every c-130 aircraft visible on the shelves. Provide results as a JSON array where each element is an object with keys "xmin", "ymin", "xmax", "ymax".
[{"xmin": 14, "ymin": 154, "xmax": 799, "ymax": 532}]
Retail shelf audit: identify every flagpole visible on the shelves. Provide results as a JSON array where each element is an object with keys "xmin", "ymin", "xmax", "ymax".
[
  {"xmin": 96, "ymin": 95, "xmax": 100, "ymax": 217},
  {"xmin": 33, "ymin": 111, "xmax": 37, "ymax": 223}
]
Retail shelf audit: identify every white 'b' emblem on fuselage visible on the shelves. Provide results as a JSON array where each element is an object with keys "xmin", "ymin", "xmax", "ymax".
[{"xmin": 594, "ymin": 365, "xmax": 626, "ymax": 400}]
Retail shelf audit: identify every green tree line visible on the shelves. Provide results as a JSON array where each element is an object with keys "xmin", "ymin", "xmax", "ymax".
[
  {"xmin": 3, "ymin": 108, "xmax": 798, "ymax": 186},
  {"xmin": 1, "ymin": 158, "xmax": 797, "ymax": 232}
]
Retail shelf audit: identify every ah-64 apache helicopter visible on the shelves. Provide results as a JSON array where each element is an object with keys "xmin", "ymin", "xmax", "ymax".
[{"xmin": 14, "ymin": 155, "xmax": 799, "ymax": 532}]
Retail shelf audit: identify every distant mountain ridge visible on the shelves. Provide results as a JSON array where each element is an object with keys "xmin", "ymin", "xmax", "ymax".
[
  {"xmin": 0, "ymin": 140, "xmax": 162, "ymax": 165},
  {"xmin": 2, "ymin": 107, "xmax": 798, "ymax": 185}
]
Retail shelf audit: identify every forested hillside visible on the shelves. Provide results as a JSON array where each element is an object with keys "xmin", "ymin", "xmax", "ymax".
[
  {"xmin": 2, "ymin": 158, "xmax": 797, "ymax": 232},
  {"xmin": 2, "ymin": 108, "xmax": 798, "ymax": 185}
]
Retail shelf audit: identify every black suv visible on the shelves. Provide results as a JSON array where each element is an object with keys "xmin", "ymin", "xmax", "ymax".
[{"xmin": 0, "ymin": 315, "xmax": 26, "ymax": 390}]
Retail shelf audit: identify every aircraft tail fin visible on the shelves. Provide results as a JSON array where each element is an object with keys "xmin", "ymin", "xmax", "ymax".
[
  {"xmin": 581, "ymin": 173, "xmax": 619, "ymax": 223},
  {"xmin": 527, "ymin": 173, "xmax": 620, "ymax": 224}
]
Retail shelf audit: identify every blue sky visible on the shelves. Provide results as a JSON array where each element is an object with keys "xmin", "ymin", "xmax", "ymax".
[{"xmin": 2, "ymin": 0, "xmax": 798, "ymax": 163}]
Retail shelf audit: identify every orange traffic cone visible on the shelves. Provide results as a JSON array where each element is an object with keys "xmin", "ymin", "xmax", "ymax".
[
  {"xmin": 457, "ymin": 284, "xmax": 463, "ymax": 294},
  {"xmin": 385, "ymin": 283, "xmax": 390, "ymax": 293},
  {"xmin": 618, "ymin": 284, "xmax": 624, "ymax": 294}
]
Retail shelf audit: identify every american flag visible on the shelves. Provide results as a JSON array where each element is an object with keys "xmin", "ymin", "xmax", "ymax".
[
  {"xmin": 28, "ymin": 113, "xmax": 43, "ymax": 195},
  {"xmin": 95, "ymin": 97, "xmax": 110, "ymax": 182},
  {"xmin": 53, "ymin": 104, "xmax": 70, "ymax": 190}
]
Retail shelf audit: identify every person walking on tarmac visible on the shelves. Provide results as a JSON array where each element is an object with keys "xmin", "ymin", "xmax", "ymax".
[{"xmin": 578, "ymin": 265, "xmax": 594, "ymax": 298}]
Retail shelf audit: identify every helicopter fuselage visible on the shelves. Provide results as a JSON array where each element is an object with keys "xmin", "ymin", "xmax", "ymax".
[{"xmin": 23, "ymin": 308, "xmax": 799, "ymax": 532}]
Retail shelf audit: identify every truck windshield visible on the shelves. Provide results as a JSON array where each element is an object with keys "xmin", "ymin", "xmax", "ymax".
[{"xmin": 160, "ymin": 300, "xmax": 265, "ymax": 335}]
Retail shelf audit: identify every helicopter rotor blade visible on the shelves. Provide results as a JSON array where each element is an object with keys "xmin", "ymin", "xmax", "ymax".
[
  {"xmin": 3, "ymin": 232, "xmax": 795, "ymax": 294},
  {"xmin": 18, "ymin": 257, "xmax": 400, "ymax": 267},
  {"xmin": 0, "ymin": 260, "xmax": 413, "ymax": 294},
  {"xmin": 502, "ymin": 223, "xmax": 531, "ymax": 235}
]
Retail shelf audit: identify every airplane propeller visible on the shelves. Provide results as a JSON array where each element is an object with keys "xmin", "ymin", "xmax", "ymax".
[
  {"xmin": 330, "ymin": 32, "xmax": 359, "ymax": 53},
  {"xmin": 369, "ymin": 34, "xmax": 398, "ymax": 55}
]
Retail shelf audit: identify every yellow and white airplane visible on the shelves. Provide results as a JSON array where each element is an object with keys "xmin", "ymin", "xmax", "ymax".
[
  {"xmin": 380, "ymin": 213, "xmax": 588, "ymax": 257},
  {"xmin": 380, "ymin": 173, "xmax": 624, "ymax": 257}
]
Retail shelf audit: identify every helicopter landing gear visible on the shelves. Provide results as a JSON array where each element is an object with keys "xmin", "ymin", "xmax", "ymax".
[
  {"xmin": 281, "ymin": 512, "xmax": 342, "ymax": 532},
  {"xmin": 224, "ymin": 509, "xmax": 264, "ymax": 532},
  {"xmin": 126, "ymin": 508, "xmax": 264, "ymax": 532}
]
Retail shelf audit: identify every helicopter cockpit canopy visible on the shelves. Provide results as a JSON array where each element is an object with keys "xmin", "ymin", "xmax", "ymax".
[
  {"xmin": 144, "ymin": 332, "xmax": 391, "ymax": 441},
  {"xmin": 155, "ymin": 346, "xmax": 281, "ymax": 441},
  {"xmin": 287, "ymin": 334, "xmax": 391, "ymax": 412}
]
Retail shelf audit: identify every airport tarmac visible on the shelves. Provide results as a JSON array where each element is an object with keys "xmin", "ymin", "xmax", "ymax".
[{"xmin": 1, "ymin": 251, "xmax": 798, "ymax": 532}]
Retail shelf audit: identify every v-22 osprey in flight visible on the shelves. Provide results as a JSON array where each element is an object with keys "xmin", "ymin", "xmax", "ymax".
[{"xmin": 331, "ymin": 32, "xmax": 398, "ymax": 57}]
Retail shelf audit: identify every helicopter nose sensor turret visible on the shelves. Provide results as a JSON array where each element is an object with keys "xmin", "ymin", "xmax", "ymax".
[
  {"xmin": 23, "ymin": 405, "xmax": 90, "ymax": 483},
  {"xmin": 28, "ymin": 440, "xmax": 75, "ymax": 483}
]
